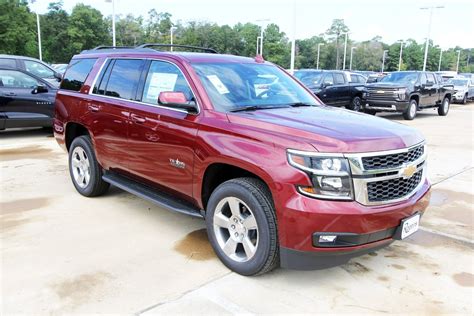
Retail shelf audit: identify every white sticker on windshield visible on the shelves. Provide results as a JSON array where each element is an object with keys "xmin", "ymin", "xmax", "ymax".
[
  {"xmin": 146, "ymin": 73, "xmax": 178, "ymax": 101},
  {"xmin": 207, "ymin": 75, "xmax": 229, "ymax": 94}
]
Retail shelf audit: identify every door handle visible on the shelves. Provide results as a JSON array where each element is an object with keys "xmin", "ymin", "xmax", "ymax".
[
  {"xmin": 3, "ymin": 92, "xmax": 16, "ymax": 96},
  {"xmin": 88, "ymin": 104, "xmax": 100, "ymax": 112},
  {"xmin": 131, "ymin": 114, "xmax": 146, "ymax": 124}
]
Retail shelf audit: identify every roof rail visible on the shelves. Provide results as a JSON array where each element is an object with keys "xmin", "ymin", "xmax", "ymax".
[
  {"xmin": 136, "ymin": 43, "xmax": 218, "ymax": 54},
  {"xmin": 92, "ymin": 45, "xmax": 136, "ymax": 50}
]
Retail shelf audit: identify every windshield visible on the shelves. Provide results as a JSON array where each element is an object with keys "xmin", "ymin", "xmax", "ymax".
[
  {"xmin": 381, "ymin": 72, "xmax": 419, "ymax": 84},
  {"xmin": 192, "ymin": 63, "xmax": 319, "ymax": 112},
  {"xmin": 294, "ymin": 71, "xmax": 323, "ymax": 88},
  {"xmin": 447, "ymin": 79, "xmax": 468, "ymax": 86}
]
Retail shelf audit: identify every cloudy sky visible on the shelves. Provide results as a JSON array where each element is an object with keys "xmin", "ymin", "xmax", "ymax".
[{"xmin": 31, "ymin": 0, "xmax": 474, "ymax": 49}]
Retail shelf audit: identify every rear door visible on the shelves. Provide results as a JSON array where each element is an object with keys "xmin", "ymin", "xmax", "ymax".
[
  {"xmin": 0, "ymin": 69, "xmax": 53, "ymax": 128},
  {"xmin": 87, "ymin": 58, "xmax": 145, "ymax": 173},
  {"xmin": 332, "ymin": 72, "xmax": 350, "ymax": 106},
  {"xmin": 126, "ymin": 59, "xmax": 200, "ymax": 199}
]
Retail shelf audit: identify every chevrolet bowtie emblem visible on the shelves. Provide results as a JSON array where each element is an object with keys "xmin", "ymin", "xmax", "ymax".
[{"xmin": 401, "ymin": 164, "xmax": 417, "ymax": 179}]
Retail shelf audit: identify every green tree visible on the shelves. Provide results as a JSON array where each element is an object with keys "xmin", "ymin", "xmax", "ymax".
[
  {"xmin": 42, "ymin": 1, "xmax": 70, "ymax": 62},
  {"xmin": 0, "ymin": 0, "xmax": 37, "ymax": 57},
  {"xmin": 325, "ymin": 19, "xmax": 349, "ymax": 70}
]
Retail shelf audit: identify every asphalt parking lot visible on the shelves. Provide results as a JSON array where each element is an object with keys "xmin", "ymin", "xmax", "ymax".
[{"xmin": 1, "ymin": 104, "xmax": 473, "ymax": 314}]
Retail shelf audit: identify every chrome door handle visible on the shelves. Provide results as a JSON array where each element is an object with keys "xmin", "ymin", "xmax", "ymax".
[
  {"xmin": 88, "ymin": 105, "xmax": 100, "ymax": 112},
  {"xmin": 131, "ymin": 114, "xmax": 146, "ymax": 124}
]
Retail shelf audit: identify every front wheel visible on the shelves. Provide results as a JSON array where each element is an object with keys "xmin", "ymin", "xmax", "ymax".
[
  {"xmin": 205, "ymin": 178, "xmax": 279, "ymax": 276},
  {"xmin": 438, "ymin": 97, "xmax": 450, "ymax": 116},
  {"xmin": 403, "ymin": 99, "xmax": 417, "ymax": 120},
  {"xmin": 462, "ymin": 93, "xmax": 467, "ymax": 104},
  {"xmin": 347, "ymin": 96, "xmax": 362, "ymax": 111}
]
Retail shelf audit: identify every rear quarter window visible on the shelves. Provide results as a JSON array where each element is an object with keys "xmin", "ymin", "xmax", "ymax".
[
  {"xmin": 61, "ymin": 58, "xmax": 97, "ymax": 92},
  {"xmin": 0, "ymin": 58, "xmax": 16, "ymax": 68}
]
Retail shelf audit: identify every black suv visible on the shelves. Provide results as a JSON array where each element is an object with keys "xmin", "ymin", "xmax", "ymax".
[
  {"xmin": 363, "ymin": 71, "xmax": 454, "ymax": 120},
  {"xmin": 0, "ymin": 68, "xmax": 57, "ymax": 130},
  {"xmin": 0, "ymin": 54, "xmax": 62, "ymax": 87}
]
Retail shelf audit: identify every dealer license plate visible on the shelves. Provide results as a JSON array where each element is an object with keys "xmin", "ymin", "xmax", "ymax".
[{"xmin": 401, "ymin": 214, "xmax": 420, "ymax": 239}]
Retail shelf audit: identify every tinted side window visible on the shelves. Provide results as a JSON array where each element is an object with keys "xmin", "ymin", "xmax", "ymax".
[
  {"xmin": 141, "ymin": 60, "xmax": 194, "ymax": 105},
  {"xmin": 61, "ymin": 58, "xmax": 97, "ymax": 92},
  {"xmin": 0, "ymin": 69, "xmax": 41, "ymax": 88},
  {"xmin": 0, "ymin": 58, "xmax": 16, "ymax": 68},
  {"xmin": 323, "ymin": 73, "xmax": 334, "ymax": 85},
  {"xmin": 350, "ymin": 74, "xmax": 358, "ymax": 83},
  {"xmin": 24, "ymin": 60, "xmax": 55, "ymax": 79},
  {"xmin": 105, "ymin": 59, "xmax": 145, "ymax": 100},
  {"xmin": 420, "ymin": 73, "xmax": 427, "ymax": 85},
  {"xmin": 334, "ymin": 73, "xmax": 345, "ymax": 85},
  {"xmin": 426, "ymin": 73, "xmax": 436, "ymax": 83}
]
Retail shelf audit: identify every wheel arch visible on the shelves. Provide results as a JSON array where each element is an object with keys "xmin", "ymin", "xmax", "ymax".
[{"xmin": 65, "ymin": 122, "xmax": 90, "ymax": 151}]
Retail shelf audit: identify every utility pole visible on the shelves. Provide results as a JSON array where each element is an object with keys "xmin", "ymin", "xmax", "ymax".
[
  {"xmin": 438, "ymin": 49, "xmax": 443, "ymax": 71},
  {"xmin": 289, "ymin": 0, "xmax": 296, "ymax": 73},
  {"xmin": 30, "ymin": 0, "xmax": 42, "ymax": 60},
  {"xmin": 381, "ymin": 50, "xmax": 388, "ymax": 73},
  {"xmin": 317, "ymin": 43, "xmax": 324, "ymax": 70},
  {"xmin": 398, "ymin": 40, "xmax": 404, "ymax": 71},
  {"xmin": 335, "ymin": 32, "xmax": 340, "ymax": 70},
  {"xmin": 170, "ymin": 26, "xmax": 177, "ymax": 51},
  {"xmin": 349, "ymin": 47, "xmax": 356, "ymax": 71},
  {"xmin": 106, "ymin": 0, "xmax": 116, "ymax": 46},
  {"xmin": 342, "ymin": 32, "xmax": 349, "ymax": 70},
  {"xmin": 456, "ymin": 50, "xmax": 461, "ymax": 73},
  {"xmin": 420, "ymin": 6, "xmax": 444, "ymax": 71},
  {"xmin": 256, "ymin": 19, "xmax": 270, "ymax": 56}
]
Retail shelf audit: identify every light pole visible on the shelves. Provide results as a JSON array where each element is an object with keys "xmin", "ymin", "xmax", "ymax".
[
  {"xmin": 420, "ymin": 6, "xmax": 444, "ymax": 71},
  {"xmin": 30, "ymin": 1, "xmax": 42, "ymax": 60},
  {"xmin": 256, "ymin": 36, "xmax": 262, "ymax": 55},
  {"xmin": 456, "ymin": 50, "xmax": 461, "ymax": 73},
  {"xmin": 317, "ymin": 43, "xmax": 324, "ymax": 70},
  {"xmin": 342, "ymin": 32, "xmax": 349, "ymax": 70},
  {"xmin": 256, "ymin": 19, "xmax": 270, "ymax": 56},
  {"xmin": 170, "ymin": 26, "xmax": 177, "ymax": 51},
  {"xmin": 106, "ymin": 0, "xmax": 116, "ymax": 46},
  {"xmin": 381, "ymin": 50, "xmax": 388, "ymax": 73},
  {"xmin": 289, "ymin": 0, "xmax": 296, "ymax": 73},
  {"xmin": 438, "ymin": 49, "xmax": 443, "ymax": 71},
  {"xmin": 349, "ymin": 46, "xmax": 356, "ymax": 71},
  {"xmin": 398, "ymin": 40, "xmax": 404, "ymax": 71}
]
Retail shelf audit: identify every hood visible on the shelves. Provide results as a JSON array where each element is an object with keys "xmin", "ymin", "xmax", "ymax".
[
  {"xmin": 227, "ymin": 106, "xmax": 424, "ymax": 153},
  {"xmin": 453, "ymin": 85, "xmax": 467, "ymax": 91},
  {"xmin": 366, "ymin": 82, "xmax": 410, "ymax": 89}
]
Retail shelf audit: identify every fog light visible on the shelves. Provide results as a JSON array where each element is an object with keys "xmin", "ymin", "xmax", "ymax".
[{"xmin": 319, "ymin": 235, "xmax": 337, "ymax": 243}]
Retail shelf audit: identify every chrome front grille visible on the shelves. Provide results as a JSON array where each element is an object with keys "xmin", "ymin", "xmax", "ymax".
[
  {"xmin": 346, "ymin": 143, "xmax": 427, "ymax": 206},
  {"xmin": 367, "ymin": 170, "xmax": 423, "ymax": 202},
  {"xmin": 362, "ymin": 145, "xmax": 424, "ymax": 170}
]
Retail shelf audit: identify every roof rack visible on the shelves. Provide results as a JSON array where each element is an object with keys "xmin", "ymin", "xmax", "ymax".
[
  {"xmin": 92, "ymin": 45, "xmax": 136, "ymax": 50},
  {"xmin": 136, "ymin": 43, "xmax": 218, "ymax": 54}
]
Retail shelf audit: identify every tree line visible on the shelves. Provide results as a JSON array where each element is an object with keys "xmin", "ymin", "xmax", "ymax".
[{"xmin": 1, "ymin": 0, "xmax": 472, "ymax": 73}]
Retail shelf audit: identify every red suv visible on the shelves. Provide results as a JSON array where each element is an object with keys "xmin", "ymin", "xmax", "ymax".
[{"xmin": 54, "ymin": 44, "xmax": 430, "ymax": 276}]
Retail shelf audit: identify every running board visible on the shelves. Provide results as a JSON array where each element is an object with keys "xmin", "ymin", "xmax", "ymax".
[{"xmin": 102, "ymin": 172, "xmax": 204, "ymax": 219}]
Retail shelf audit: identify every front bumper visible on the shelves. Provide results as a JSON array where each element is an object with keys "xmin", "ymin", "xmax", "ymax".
[
  {"xmin": 362, "ymin": 99, "xmax": 409, "ymax": 112},
  {"xmin": 274, "ymin": 180, "xmax": 431, "ymax": 270}
]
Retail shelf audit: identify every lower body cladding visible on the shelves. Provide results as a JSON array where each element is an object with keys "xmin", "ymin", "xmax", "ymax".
[
  {"xmin": 362, "ymin": 99, "xmax": 409, "ymax": 112},
  {"xmin": 276, "ymin": 181, "xmax": 431, "ymax": 270}
]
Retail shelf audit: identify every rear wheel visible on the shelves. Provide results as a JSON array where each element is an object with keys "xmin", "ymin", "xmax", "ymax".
[
  {"xmin": 438, "ymin": 96, "xmax": 450, "ymax": 116},
  {"xmin": 206, "ymin": 178, "xmax": 279, "ymax": 276},
  {"xmin": 69, "ymin": 135, "xmax": 109, "ymax": 197},
  {"xmin": 462, "ymin": 93, "xmax": 467, "ymax": 104},
  {"xmin": 403, "ymin": 99, "xmax": 417, "ymax": 120}
]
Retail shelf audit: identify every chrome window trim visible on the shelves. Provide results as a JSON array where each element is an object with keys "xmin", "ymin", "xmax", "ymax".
[{"xmin": 88, "ymin": 57, "xmax": 201, "ymax": 115}]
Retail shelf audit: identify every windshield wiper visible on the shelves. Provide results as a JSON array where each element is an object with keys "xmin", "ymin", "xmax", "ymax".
[
  {"xmin": 286, "ymin": 102, "xmax": 315, "ymax": 107},
  {"xmin": 229, "ymin": 105, "xmax": 288, "ymax": 112}
]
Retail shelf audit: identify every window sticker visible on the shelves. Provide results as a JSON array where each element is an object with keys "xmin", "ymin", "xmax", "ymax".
[
  {"xmin": 206, "ymin": 74, "xmax": 229, "ymax": 94},
  {"xmin": 146, "ymin": 72, "xmax": 178, "ymax": 100}
]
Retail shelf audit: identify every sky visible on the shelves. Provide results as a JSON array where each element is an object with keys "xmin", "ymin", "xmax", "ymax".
[{"xmin": 30, "ymin": 0, "xmax": 474, "ymax": 49}]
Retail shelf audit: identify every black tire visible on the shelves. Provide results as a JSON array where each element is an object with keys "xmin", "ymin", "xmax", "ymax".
[
  {"xmin": 403, "ymin": 99, "xmax": 417, "ymax": 120},
  {"xmin": 347, "ymin": 96, "xmax": 362, "ymax": 111},
  {"xmin": 205, "ymin": 177, "xmax": 279, "ymax": 276},
  {"xmin": 438, "ymin": 96, "xmax": 450, "ymax": 116},
  {"xmin": 69, "ymin": 135, "xmax": 109, "ymax": 197},
  {"xmin": 462, "ymin": 93, "xmax": 467, "ymax": 105}
]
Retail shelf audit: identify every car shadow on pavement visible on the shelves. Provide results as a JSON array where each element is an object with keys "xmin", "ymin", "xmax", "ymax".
[{"xmin": 0, "ymin": 127, "xmax": 53, "ymax": 140}]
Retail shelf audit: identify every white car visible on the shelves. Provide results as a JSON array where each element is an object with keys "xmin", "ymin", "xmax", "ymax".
[{"xmin": 448, "ymin": 77, "xmax": 474, "ymax": 104}]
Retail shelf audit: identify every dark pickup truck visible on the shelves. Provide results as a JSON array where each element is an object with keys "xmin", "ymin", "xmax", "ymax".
[
  {"xmin": 362, "ymin": 71, "xmax": 454, "ymax": 120},
  {"xmin": 294, "ymin": 70, "xmax": 366, "ymax": 111}
]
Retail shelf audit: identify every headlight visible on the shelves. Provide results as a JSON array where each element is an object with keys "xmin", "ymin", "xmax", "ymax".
[
  {"xmin": 394, "ymin": 88, "xmax": 407, "ymax": 100},
  {"xmin": 287, "ymin": 150, "xmax": 353, "ymax": 200}
]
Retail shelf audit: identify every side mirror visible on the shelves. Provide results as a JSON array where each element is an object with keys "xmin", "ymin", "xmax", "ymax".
[
  {"xmin": 32, "ymin": 85, "xmax": 48, "ymax": 94},
  {"xmin": 424, "ymin": 81, "xmax": 434, "ymax": 87},
  {"xmin": 158, "ymin": 91, "xmax": 197, "ymax": 113},
  {"xmin": 54, "ymin": 72, "xmax": 62, "ymax": 81},
  {"xmin": 322, "ymin": 82, "xmax": 333, "ymax": 88}
]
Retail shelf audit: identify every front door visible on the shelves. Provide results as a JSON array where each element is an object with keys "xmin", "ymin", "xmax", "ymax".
[
  {"xmin": 0, "ymin": 69, "xmax": 53, "ymax": 128},
  {"xmin": 127, "ymin": 59, "xmax": 200, "ymax": 199}
]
